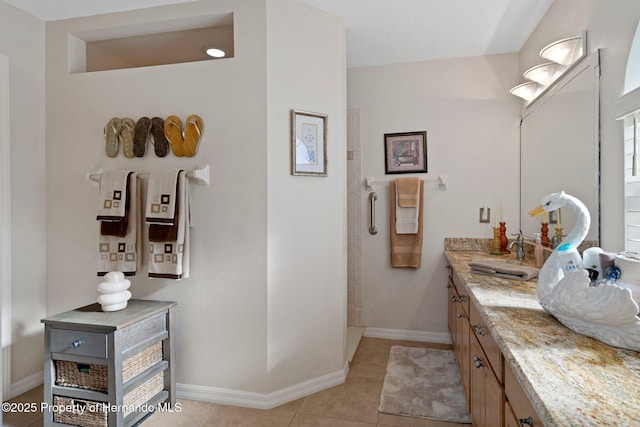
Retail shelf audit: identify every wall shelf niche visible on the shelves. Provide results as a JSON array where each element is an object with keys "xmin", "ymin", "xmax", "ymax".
[{"xmin": 68, "ymin": 13, "xmax": 234, "ymax": 73}]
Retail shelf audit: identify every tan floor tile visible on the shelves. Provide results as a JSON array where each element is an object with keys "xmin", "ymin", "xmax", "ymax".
[
  {"xmin": 201, "ymin": 399, "xmax": 301, "ymax": 427},
  {"xmin": 144, "ymin": 398, "xmax": 212, "ymax": 427},
  {"xmin": 291, "ymin": 412, "xmax": 376, "ymax": 426},
  {"xmin": 377, "ymin": 412, "xmax": 471, "ymax": 427},
  {"xmin": 298, "ymin": 376, "xmax": 382, "ymax": 424},
  {"xmin": 3, "ymin": 385, "xmax": 45, "ymax": 427},
  {"xmin": 4, "ymin": 338, "xmax": 463, "ymax": 427}
]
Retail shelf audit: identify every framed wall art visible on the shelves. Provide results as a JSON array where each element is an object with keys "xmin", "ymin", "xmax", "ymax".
[
  {"xmin": 291, "ymin": 109, "xmax": 327, "ymax": 176},
  {"xmin": 384, "ymin": 131, "xmax": 427, "ymax": 174}
]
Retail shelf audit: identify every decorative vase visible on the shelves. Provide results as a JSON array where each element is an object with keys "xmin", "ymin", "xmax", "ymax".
[{"xmin": 97, "ymin": 271, "xmax": 131, "ymax": 312}]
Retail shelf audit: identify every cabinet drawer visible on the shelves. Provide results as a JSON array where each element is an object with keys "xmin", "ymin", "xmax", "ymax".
[
  {"xmin": 470, "ymin": 302, "xmax": 503, "ymax": 383},
  {"xmin": 505, "ymin": 361, "xmax": 542, "ymax": 427},
  {"xmin": 49, "ymin": 329, "xmax": 107, "ymax": 359}
]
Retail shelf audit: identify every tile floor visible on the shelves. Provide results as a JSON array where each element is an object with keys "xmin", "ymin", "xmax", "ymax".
[{"xmin": 3, "ymin": 337, "xmax": 472, "ymax": 427}]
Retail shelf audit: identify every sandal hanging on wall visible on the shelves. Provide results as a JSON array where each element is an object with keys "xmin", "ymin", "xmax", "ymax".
[
  {"xmin": 164, "ymin": 115, "xmax": 185, "ymax": 157},
  {"xmin": 133, "ymin": 117, "xmax": 151, "ymax": 157},
  {"xmin": 104, "ymin": 118, "xmax": 121, "ymax": 158},
  {"xmin": 151, "ymin": 117, "xmax": 169, "ymax": 157},
  {"xmin": 119, "ymin": 118, "xmax": 136, "ymax": 158},
  {"xmin": 183, "ymin": 114, "xmax": 203, "ymax": 157}
]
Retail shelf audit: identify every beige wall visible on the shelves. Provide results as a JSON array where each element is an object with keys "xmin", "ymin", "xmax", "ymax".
[
  {"xmin": 348, "ymin": 54, "xmax": 521, "ymax": 337},
  {"xmin": 266, "ymin": 0, "xmax": 347, "ymax": 391},
  {"xmin": 45, "ymin": 0, "xmax": 346, "ymax": 401},
  {"xmin": 0, "ymin": 1, "xmax": 46, "ymax": 395}
]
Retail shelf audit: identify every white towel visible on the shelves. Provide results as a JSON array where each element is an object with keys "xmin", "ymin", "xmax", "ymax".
[
  {"xmin": 145, "ymin": 168, "xmax": 182, "ymax": 224},
  {"xmin": 97, "ymin": 173, "xmax": 139, "ymax": 276},
  {"xmin": 395, "ymin": 180, "xmax": 420, "ymax": 234},
  {"xmin": 97, "ymin": 170, "xmax": 130, "ymax": 221},
  {"xmin": 148, "ymin": 170, "xmax": 191, "ymax": 279}
]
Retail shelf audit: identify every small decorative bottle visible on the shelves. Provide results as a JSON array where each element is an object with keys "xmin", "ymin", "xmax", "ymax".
[
  {"xmin": 499, "ymin": 222, "xmax": 510, "ymax": 254},
  {"xmin": 540, "ymin": 222, "xmax": 550, "ymax": 247},
  {"xmin": 490, "ymin": 227, "xmax": 503, "ymax": 255}
]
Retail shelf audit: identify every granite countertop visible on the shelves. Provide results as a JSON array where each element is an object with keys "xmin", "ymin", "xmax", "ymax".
[{"xmin": 445, "ymin": 250, "xmax": 640, "ymax": 427}]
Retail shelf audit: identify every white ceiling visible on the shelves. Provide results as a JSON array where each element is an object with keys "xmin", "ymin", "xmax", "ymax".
[{"xmin": 3, "ymin": 0, "xmax": 554, "ymax": 68}]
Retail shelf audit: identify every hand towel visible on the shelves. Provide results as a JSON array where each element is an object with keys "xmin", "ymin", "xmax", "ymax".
[
  {"xmin": 97, "ymin": 170, "xmax": 130, "ymax": 221},
  {"xmin": 145, "ymin": 168, "xmax": 182, "ymax": 224},
  {"xmin": 100, "ymin": 172, "xmax": 132, "ymax": 237},
  {"xmin": 395, "ymin": 178, "xmax": 420, "ymax": 234},
  {"xmin": 396, "ymin": 177, "xmax": 420, "ymax": 207},
  {"xmin": 97, "ymin": 172, "xmax": 139, "ymax": 276},
  {"xmin": 468, "ymin": 260, "xmax": 540, "ymax": 281},
  {"xmin": 148, "ymin": 170, "xmax": 191, "ymax": 279},
  {"xmin": 390, "ymin": 179, "xmax": 424, "ymax": 268}
]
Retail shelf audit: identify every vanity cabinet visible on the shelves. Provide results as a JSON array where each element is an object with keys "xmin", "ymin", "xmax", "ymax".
[
  {"xmin": 448, "ymin": 267, "xmax": 503, "ymax": 427},
  {"xmin": 41, "ymin": 300, "xmax": 176, "ymax": 427}
]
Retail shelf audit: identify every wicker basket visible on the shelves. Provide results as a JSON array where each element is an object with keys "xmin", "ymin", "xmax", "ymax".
[
  {"xmin": 56, "ymin": 341, "xmax": 162, "ymax": 392},
  {"xmin": 53, "ymin": 371, "xmax": 164, "ymax": 426}
]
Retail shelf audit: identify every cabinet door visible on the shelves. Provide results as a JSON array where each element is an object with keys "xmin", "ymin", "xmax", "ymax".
[
  {"xmin": 470, "ymin": 333, "xmax": 484, "ymax": 426},
  {"xmin": 448, "ymin": 279, "xmax": 457, "ymax": 337},
  {"xmin": 505, "ymin": 362, "xmax": 542, "ymax": 427},
  {"xmin": 504, "ymin": 401, "xmax": 519, "ymax": 427},
  {"xmin": 471, "ymin": 332, "xmax": 504, "ymax": 427},
  {"xmin": 484, "ymin": 360, "xmax": 504, "ymax": 427},
  {"xmin": 460, "ymin": 313, "xmax": 471, "ymax": 412}
]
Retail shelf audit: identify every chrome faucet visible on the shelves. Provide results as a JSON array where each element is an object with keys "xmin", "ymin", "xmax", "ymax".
[{"xmin": 508, "ymin": 231, "xmax": 525, "ymax": 261}]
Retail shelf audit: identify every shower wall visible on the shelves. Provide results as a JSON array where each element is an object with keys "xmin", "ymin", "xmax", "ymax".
[{"xmin": 347, "ymin": 109, "xmax": 364, "ymax": 326}]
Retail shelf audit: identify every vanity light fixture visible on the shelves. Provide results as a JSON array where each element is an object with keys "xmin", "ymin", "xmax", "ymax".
[
  {"xmin": 523, "ymin": 62, "xmax": 568, "ymax": 86},
  {"xmin": 540, "ymin": 36, "xmax": 584, "ymax": 66},
  {"xmin": 509, "ymin": 82, "xmax": 545, "ymax": 101},
  {"xmin": 203, "ymin": 47, "xmax": 226, "ymax": 58},
  {"xmin": 510, "ymin": 32, "xmax": 587, "ymax": 103}
]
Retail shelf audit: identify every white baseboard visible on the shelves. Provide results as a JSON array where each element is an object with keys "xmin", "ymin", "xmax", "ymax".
[
  {"xmin": 10, "ymin": 370, "xmax": 43, "ymax": 399},
  {"xmin": 364, "ymin": 327, "xmax": 452, "ymax": 345},
  {"xmin": 176, "ymin": 361, "xmax": 349, "ymax": 410}
]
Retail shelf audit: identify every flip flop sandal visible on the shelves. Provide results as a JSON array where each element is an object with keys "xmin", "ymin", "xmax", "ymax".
[
  {"xmin": 133, "ymin": 117, "xmax": 151, "ymax": 157},
  {"xmin": 104, "ymin": 118, "xmax": 121, "ymax": 157},
  {"xmin": 119, "ymin": 118, "xmax": 136, "ymax": 158},
  {"xmin": 183, "ymin": 114, "xmax": 203, "ymax": 157},
  {"xmin": 150, "ymin": 117, "xmax": 170, "ymax": 157},
  {"xmin": 164, "ymin": 115, "xmax": 185, "ymax": 157}
]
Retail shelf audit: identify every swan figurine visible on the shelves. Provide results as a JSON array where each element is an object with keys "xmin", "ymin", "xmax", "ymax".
[{"xmin": 529, "ymin": 191, "xmax": 640, "ymax": 351}]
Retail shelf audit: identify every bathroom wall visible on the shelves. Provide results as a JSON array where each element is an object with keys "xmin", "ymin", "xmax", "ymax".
[
  {"xmin": 265, "ymin": 0, "xmax": 347, "ymax": 392},
  {"xmin": 518, "ymin": 0, "xmax": 640, "ymax": 252},
  {"xmin": 0, "ymin": 1, "xmax": 47, "ymax": 395},
  {"xmin": 45, "ymin": 0, "xmax": 346, "ymax": 401},
  {"xmin": 348, "ymin": 54, "xmax": 521, "ymax": 339}
]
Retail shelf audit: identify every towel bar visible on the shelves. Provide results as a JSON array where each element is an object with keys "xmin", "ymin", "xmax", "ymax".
[
  {"xmin": 368, "ymin": 192, "xmax": 378, "ymax": 235},
  {"xmin": 86, "ymin": 164, "xmax": 210, "ymax": 186},
  {"xmin": 364, "ymin": 175, "xmax": 447, "ymax": 191}
]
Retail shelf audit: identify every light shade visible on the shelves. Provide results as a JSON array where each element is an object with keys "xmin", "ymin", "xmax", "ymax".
[
  {"xmin": 540, "ymin": 36, "xmax": 584, "ymax": 66},
  {"xmin": 204, "ymin": 47, "xmax": 226, "ymax": 58},
  {"xmin": 523, "ymin": 62, "xmax": 569, "ymax": 86},
  {"xmin": 509, "ymin": 82, "xmax": 545, "ymax": 101}
]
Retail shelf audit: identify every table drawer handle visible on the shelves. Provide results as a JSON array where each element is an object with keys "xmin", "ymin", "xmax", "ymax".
[
  {"xmin": 519, "ymin": 417, "xmax": 533, "ymax": 427},
  {"xmin": 70, "ymin": 339, "xmax": 83, "ymax": 349}
]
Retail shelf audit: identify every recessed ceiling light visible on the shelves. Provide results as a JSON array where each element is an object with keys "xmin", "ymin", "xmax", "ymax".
[{"xmin": 204, "ymin": 47, "xmax": 226, "ymax": 58}]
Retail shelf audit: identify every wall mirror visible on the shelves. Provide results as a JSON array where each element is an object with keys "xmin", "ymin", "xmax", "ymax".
[{"xmin": 519, "ymin": 51, "xmax": 600, "ymax": 245}]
